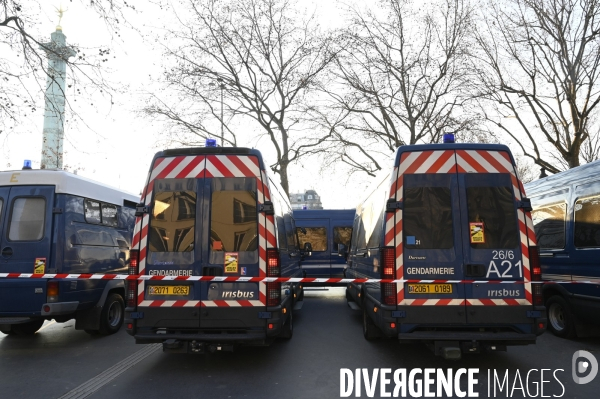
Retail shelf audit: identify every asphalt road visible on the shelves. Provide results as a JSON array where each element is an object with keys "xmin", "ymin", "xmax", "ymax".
[{"xmin": 1, "ymin": 287, "xmax": 599, "ymax": 399}]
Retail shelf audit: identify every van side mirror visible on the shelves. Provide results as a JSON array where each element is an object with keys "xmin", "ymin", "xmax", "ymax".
[
  {"xmin": 337, "ymin": 243, "xmax": 348, "ymax": 258},
  {"xmin": 302, "ymin": 242, "xmax": 312, "ymax": 257},
  {"xmin": 135, "ymin": 203, "xmax": 148, "ymax": 217}
]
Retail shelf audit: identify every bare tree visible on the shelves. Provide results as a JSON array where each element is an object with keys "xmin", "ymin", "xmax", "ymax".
[
  {"xmin": 0, "ymin": 0, "xmax": 135, "ymax": 135},
  {"xmin": 315, "ymin": 0, "xmax": 477, "ymax": 173},
  {"xmin": 142, "ymin": 0, "xmax": 336, "ymax": 195},
  {"xmin": 474, "ymin": 0, "xmax": 600, "ymax": 173}
]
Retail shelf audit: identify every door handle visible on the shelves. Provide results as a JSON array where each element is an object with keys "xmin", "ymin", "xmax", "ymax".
[{"xmin": 1, "ymin": 247, "xmax": 13, "ymax": 258}]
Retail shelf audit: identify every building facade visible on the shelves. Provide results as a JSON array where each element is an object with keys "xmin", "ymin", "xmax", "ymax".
[{"xmin": 289, "ymin": 189, "xmax": 323, "ymax": 210}]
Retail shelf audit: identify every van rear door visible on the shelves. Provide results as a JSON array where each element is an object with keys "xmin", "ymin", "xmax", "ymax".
[
  {"xmin": 296, "ymin": 218, "xmax": 330, "ymax": 277},
  {"xmin": 199, "ymin": 160, "xmax": 264, "ymax": 330},
  {"xmin": 0, "ymin": 186, "xmax": 54, "ymax": 314},
  {"xmin": 398, "ymin": 151, "xmax": 467, "ymax": 324},
  {"xmin": 455, "ymin": 150, "xmax": 533, "ymax": 325}
]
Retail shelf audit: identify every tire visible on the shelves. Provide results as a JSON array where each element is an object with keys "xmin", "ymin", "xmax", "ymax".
[
  {"xmin": 280, "ymin": 306, "xmax": 293, "ymax": 340},
  {"xmin": 98, "ymin": 293, "xmax": 124, "ymax": 335},
  {"xmin": 11, "ymin": 319, "xmax": 45, "ymax": 336},
  {"xmin": 297, "ymin": 285, "xmax": 304, "ymax": 302},
  {"xmin": 362, "ymin": 304, "xmax": 381, "ymax": 341},
  {"xmin": 547, "ymin": 295, "xmax": 576, "ymax": 339},
  {"xmin": 346, "ymin": 287, "xmax": 354, "ymax": 302}
]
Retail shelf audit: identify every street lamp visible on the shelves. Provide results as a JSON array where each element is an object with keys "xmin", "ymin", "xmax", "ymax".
[{"xmin": 217, "ymin": 77, "xmax": 225, "ymax": 146}]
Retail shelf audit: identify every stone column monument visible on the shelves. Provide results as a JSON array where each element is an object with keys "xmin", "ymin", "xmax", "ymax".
[{"xmin": 40, "ymin": 6, "xmax": 76, "ymax": 169}]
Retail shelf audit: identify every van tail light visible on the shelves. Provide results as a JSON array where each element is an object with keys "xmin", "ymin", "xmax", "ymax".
[
  {"xmin": 381, "ymin": 247, "xmax": 396, "ymax": 306},
  {"xmin": 47, "ymin": 281, "xmax": 59, "ymax": 303},
  {"xmin": 529, "ymin": 246, "xmax": 543, "ymax": 306},
  {"xmin": 127, "ymin": 249, "xmax": 140, "ymax": 308},
  {"xmin": 266, "ymin": 249, "xmax": 281, "ymax": 307}
]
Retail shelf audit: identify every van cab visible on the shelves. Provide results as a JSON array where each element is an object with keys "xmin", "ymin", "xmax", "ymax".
[
  {"xmin": 293, "ymin": 209, "xmax": 354, "ymax": 278},
  {"xmin": 125, "ymin": 146, "xmax": 304, "ymax": 353},
  {"xmin": 0, "ymin": 169, "xmax": 137, "ymax": 335},
  {"xmin": 525, "ymin": 159, "xmax": 600, "ymax": 338},
  {"xmin": 345, "ymin": 140, "xmax": 546, "ymax": 359}
]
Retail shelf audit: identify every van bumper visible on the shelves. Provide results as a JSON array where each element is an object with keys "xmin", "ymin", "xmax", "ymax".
[
  {"xmin": 398, "ymin": 331, "xmax": 537, "ymax": 345},
  {"xmin": 40, "ymin": 301, "xmax": 79, "ymax": 316}
]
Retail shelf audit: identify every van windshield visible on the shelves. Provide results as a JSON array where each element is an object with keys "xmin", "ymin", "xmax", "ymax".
[
  {"xmin": 465, "ymin": 174, "xmax": 518, "ymax": 249},
  {"xmin": 210, "ymin": 177, "xmax": 258, "ymax": 253}
]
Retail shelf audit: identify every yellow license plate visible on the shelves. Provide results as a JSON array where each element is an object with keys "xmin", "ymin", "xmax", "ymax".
[
  {"xmin": 148, "ymin": 286, "xmax": 190, "ymax": 296},
  {"xmin": 407, "ymin": 284, "xmax": 453, "ymax": 294}
]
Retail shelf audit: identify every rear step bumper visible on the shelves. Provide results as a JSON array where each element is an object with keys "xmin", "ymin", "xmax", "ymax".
[
  {"xmin": 398, "ymin": 331, "xmax": 536, "ymax": 342},
  {"xmin": 135, "ymin": 331, "xmax": 266, "ymax": 343}
]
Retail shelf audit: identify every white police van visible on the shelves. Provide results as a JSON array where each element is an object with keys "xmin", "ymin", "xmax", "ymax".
[
  {"xmin": 0, "ymin": 164, "xmax": 138, "ymax": 335},
  {"xmin": 125, "ymin": 142, "xmax": 306, "ymax": 353},
  {"xmin": 344, "ymin": 135, "xmax": 546, "ymax": 359}
]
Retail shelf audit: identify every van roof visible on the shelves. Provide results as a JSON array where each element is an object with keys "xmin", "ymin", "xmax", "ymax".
[
  {"xmin": 0, "ymin": 169, "xmax": 139, "ymax": 206},
  {"xmin": 293, "ymin": 209, "xmax": 355, "ymax": 219},
  {"xmin": 153, "ymin": 147, "xmax": 267, "ymax": 171},
  {"xmin": 525, "ymin": 158, "xmax": 600, "ymax": 196},
  {"xmin": 394, "ymin": 143, "xmax": 513, "ymax": 165}
]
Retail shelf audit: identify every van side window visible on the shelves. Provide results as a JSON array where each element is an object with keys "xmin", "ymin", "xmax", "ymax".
[
  {"xmin": 149, "ymin": 178, "xmax": 196, "ymax": 252},
  {"xmin": 298, "ymin": 227, "xmax": 327, "ymax": 251},
  {"xmin": 465, "ymin": 175, "xmax": 518, "ymax": 249},
  {"xmin": 403, "ymin": 175, "xmax": 453, "ymax": 249},
  {"xmin": 85, "ymin": 200, "xmax": 101, "ymax": 224},
  {"xmin": 0, "ymin": 198, "xmax": 3, "ymax": 223},
  {"xmin": 210, "ymin": 177, "xmax": 257, "ymax": 252},
  {"xmin": 8, "ymin": 198, "xmax": 46, "ymax": 241},
  {"xmin": 531, "ymin": 204, "xmax": 566, "ymax": 249},
  {"xmin": 101, "ymin": 204, "xmax": 118, "ymax": 227},
  {"xmin": 574, "ymin": 195, "xmax": 600, "ymax": 248},
  {"xmin": 334, "ymin": 227, "xmax": 353, "ymax": 248}
]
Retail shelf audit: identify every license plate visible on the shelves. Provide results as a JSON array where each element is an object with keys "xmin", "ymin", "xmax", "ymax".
[
  {"xmin": 148, "ymin": 286, "xmax": 190, "ymax": 296},
  {"xmin": 407, "ymin": 284, "xmax": 453, "ymax": 294}
]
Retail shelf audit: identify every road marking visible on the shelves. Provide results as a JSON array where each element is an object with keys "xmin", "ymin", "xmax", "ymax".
[{"xmin": 58, "ymin": 343, "xmax": 161, "ymax": 399}]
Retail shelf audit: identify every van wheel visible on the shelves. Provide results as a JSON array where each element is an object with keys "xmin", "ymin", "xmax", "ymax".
[
  {"xmin": 11, "ymin": 319, "xmax": 45, "ymax": 336},
  {"xmin": 280, "ymin": 308, "xmax": 293, "ymax": 340},
  {"xmin": 547, "ymin": 295, "xmax": 576, "ymax": 338},
  {"xmin": 346, "ymin": 288, "xmax": 354, "ymax": 302},
  {"xmin": 98, "ymin": 294, "xmax": 124, "ymax": 335},
  {"xmin": 362, "ymin": 306, "xmax": 380, "ymax": 341}
]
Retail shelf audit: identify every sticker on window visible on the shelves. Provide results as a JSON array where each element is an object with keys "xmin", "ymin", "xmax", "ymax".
[
  {"xmin": 406, "ymin": 236, "xmax": 416, "ymax": 245},
  {"xmin": 470, "ymin": 222, "xmax": 485, "ymax": 243},
  {"xmin": 34, "ymin": 258, "xmax": 46, "ymax": 274},
  {"xmin": 224, "ymin": 252, "xmax": 239, "ymax": 273}
]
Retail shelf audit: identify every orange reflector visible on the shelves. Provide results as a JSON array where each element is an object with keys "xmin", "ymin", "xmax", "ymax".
[
  {"xmin": 47, "ymin": 282, "xmax": 59, "ymax": 296},
  {"xmin": 390, "ymin": 322, "xmax": 396, "ymax": 329},
  {"xmin": 268, "ymin": 323, "xmax": 274, "ymax": 329},
  {"xmin": 373, "ymin": 307, "xmax": 378, "ymax": 313},
  {"xmin": 282, "ymin": 308, "xmax": 287, "ymax": 314}
]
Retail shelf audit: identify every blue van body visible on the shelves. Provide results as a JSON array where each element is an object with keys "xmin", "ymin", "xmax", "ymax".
[
  {"xmin": 345, "ymin": 143, "xmax": 546, "ymax": 358},
  {"xmin": 293, "ymin": 209, "xmax": 354, "ymax": 278},
  {"xmin": 125, "ymin": 147, "xmax": 304, "ymax": 353},
  {"xmin": 0, "ymin": 170, "xmax": 138, "ymax": 335},
  {"xmin": 525, "ymin": 160, "xmax": 600, "ymax": 337}
]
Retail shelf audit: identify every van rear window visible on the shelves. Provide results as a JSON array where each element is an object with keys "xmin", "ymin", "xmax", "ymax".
[
  {"xmin": 149, "ymin": 179, "xmax": 196, "ymax": 252},
  {"xmin": 8, "ymin": 198, "xmax": 46, "ymax": 241},
  {"xmin": 403, "ymin": 186, "xmax": 454, "ymax": 249},
  {"xmin": 465, "ymin": 175, "xmax": 518, "ymax": 249},
  {"xmin": 210, "ymin": 177, "xmax": 258, "ymax": 252}
]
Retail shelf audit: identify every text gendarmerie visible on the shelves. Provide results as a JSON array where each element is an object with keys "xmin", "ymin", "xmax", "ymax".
[{"xmin": 405, "ymin": 267, "xmax": 454, "ymax": 275}]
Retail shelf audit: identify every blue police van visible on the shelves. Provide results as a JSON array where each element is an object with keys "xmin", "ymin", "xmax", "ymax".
[
  {"xmin": 293, "ymin": 209, "xmax": 354, "ymax": 278},
  {"xmin": 0, "ymin": 168, "xmax": 138, "ymax": 335},
  {"xmin": 125, "ymin": 145, "xmax": 305, "ymax": 353},
  {"xmin": 344, "ymin": 137, "xmax": 546, "ymax": 359},
  {"xmin": 525, "ymin": 160, "xmax": 600, "ymax": 338}
]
